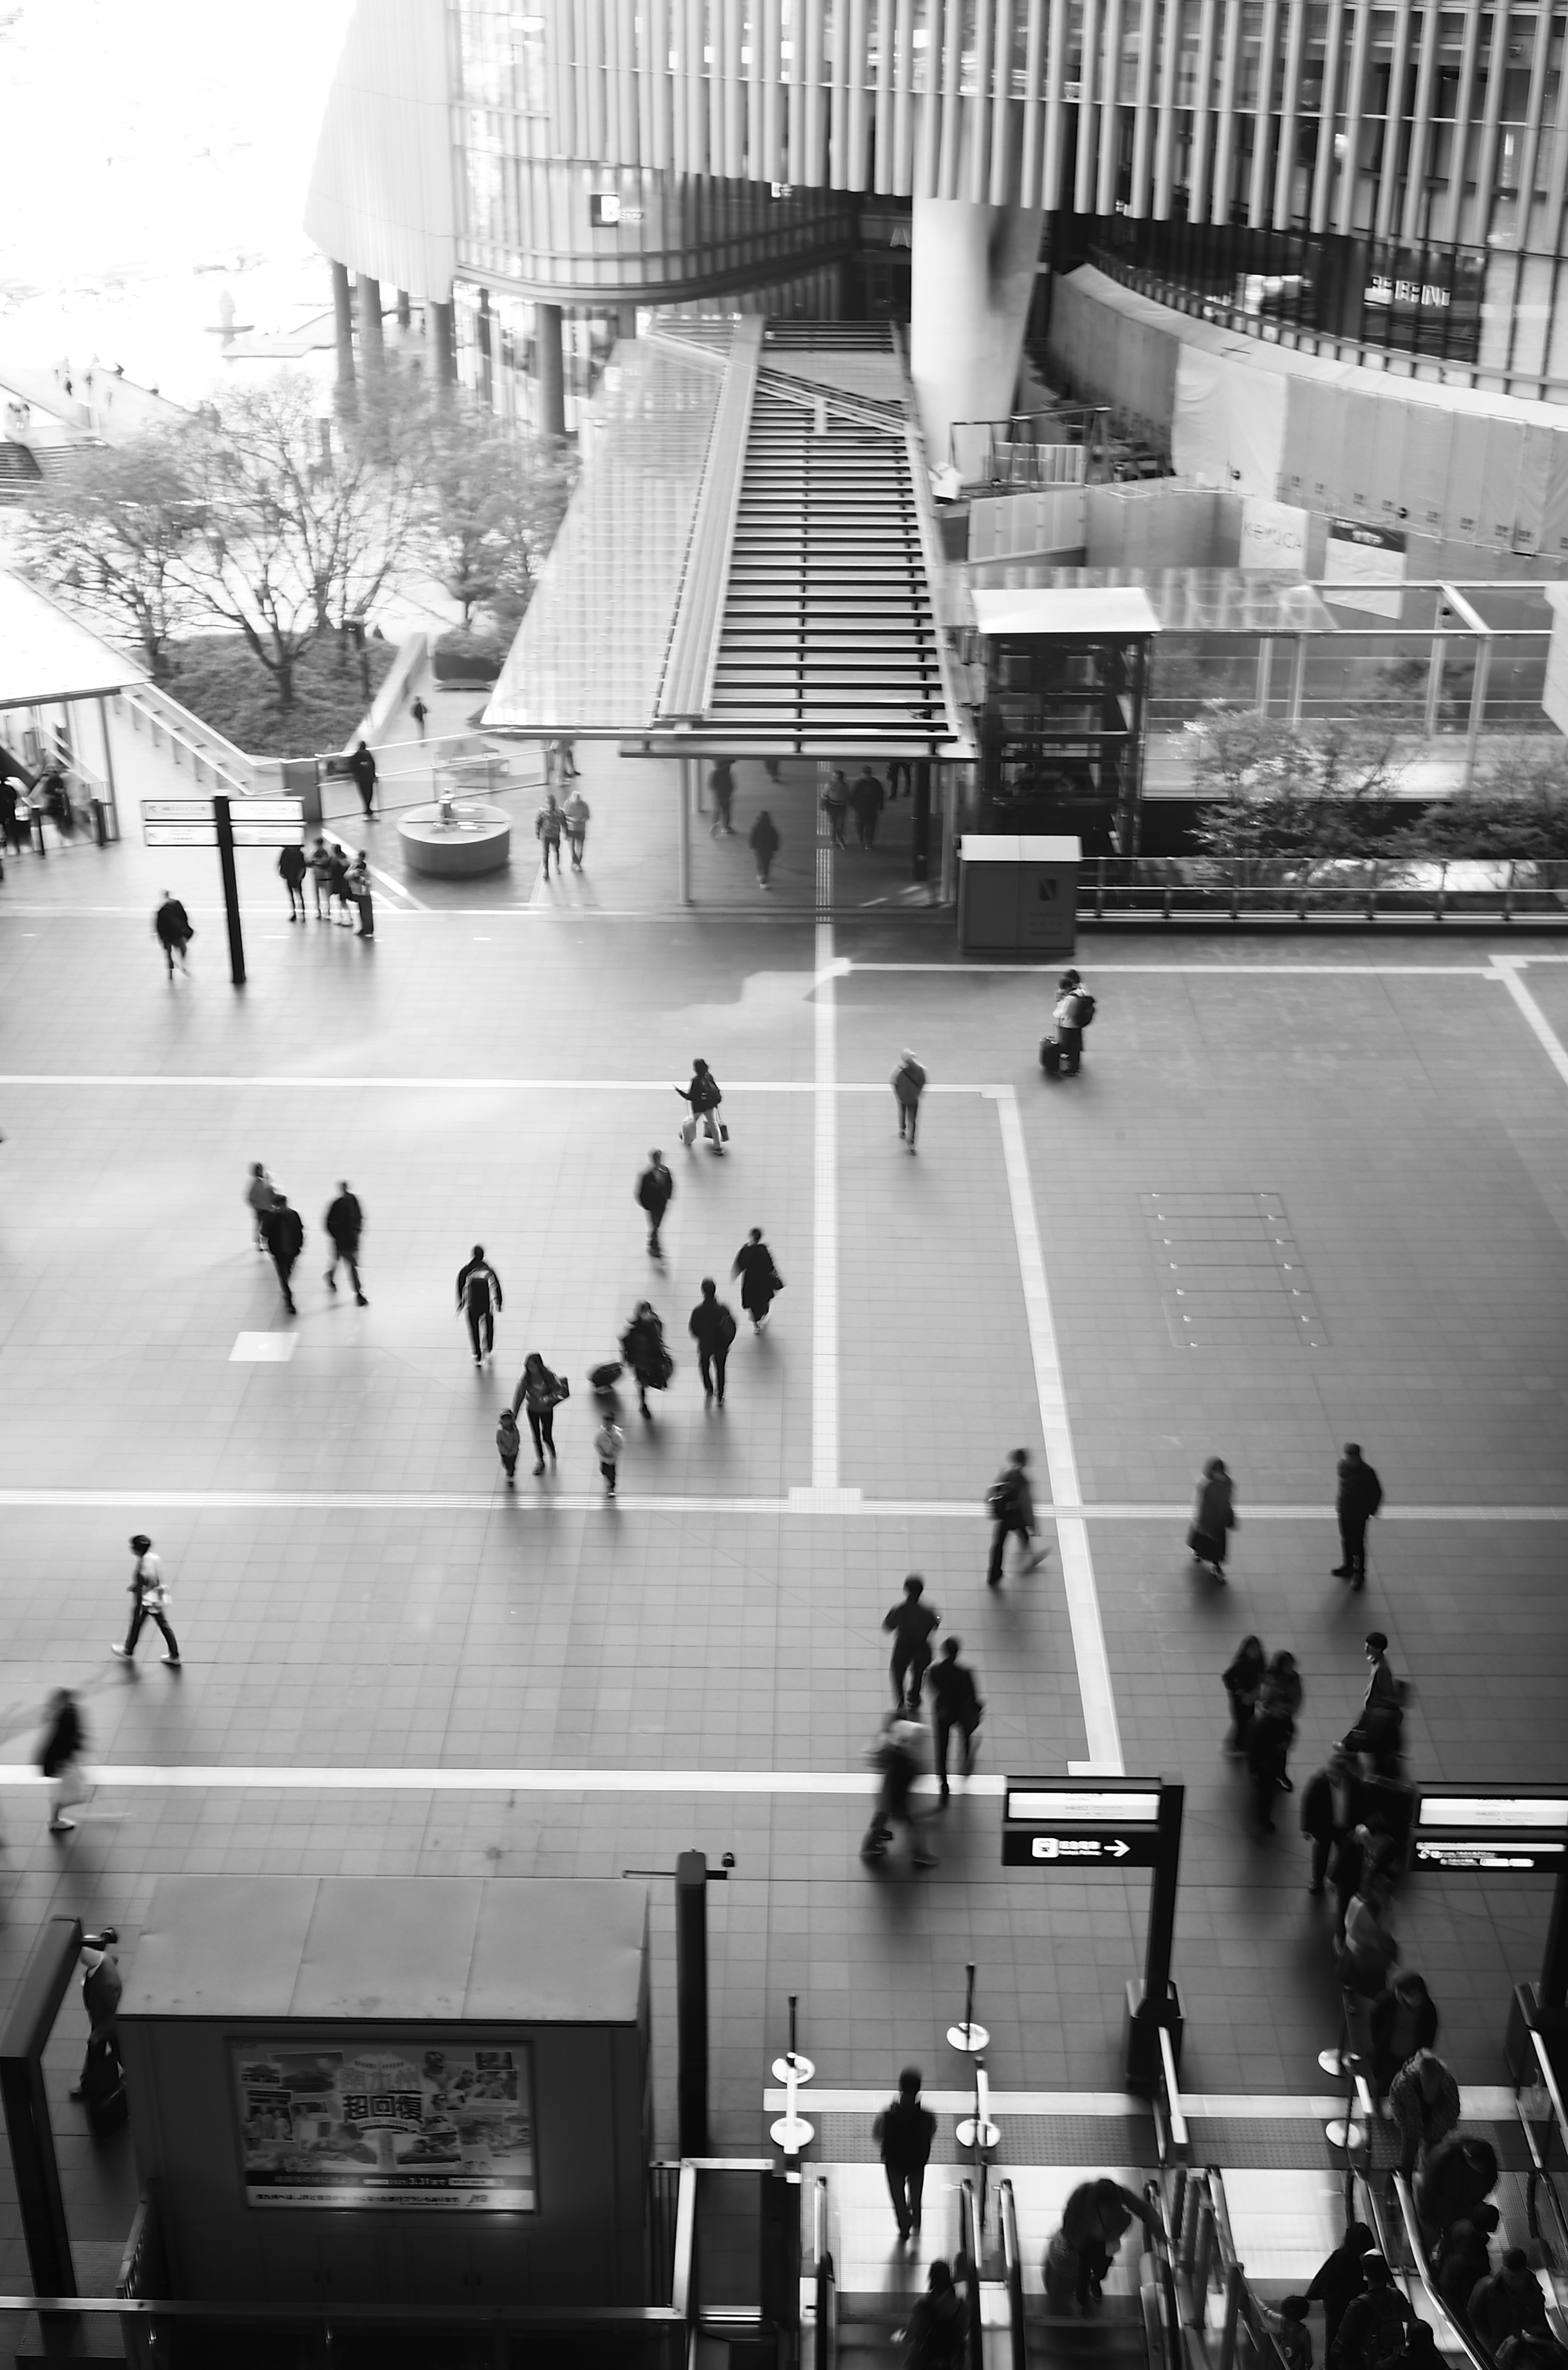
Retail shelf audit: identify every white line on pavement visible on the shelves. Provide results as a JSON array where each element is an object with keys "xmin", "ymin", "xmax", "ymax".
[
  {"xmin": 758, "ymin": 2085, "xmax": 1519, "ymax": 2117},
  {"xmin": 0, "ymin": 1491, "xmax": 1559, "ymax": 1519},
  {"xmin": 813, "ymin": 918, "xmax": 843, "ymax": 1490},
  {"xmin": 988, "ymin": 1086, "xmax": 1123, "ymax": 1774},
  {"xmin": 0, "ymin": 1764, "xmax": 978, "ymax": 1795},
  {"xmin": 1490, "ymin": 954, "xmax": 1568, "ymax": 1090}
]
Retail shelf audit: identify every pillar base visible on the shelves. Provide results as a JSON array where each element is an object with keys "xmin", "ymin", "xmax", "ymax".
[
  {"xmin": 909, "ymin": 197, "xmax": 1044, "ymax": 467},
  {"xmin": 1123, "ymin": 1978, "xmax": 1184, "ymax": 2096}
]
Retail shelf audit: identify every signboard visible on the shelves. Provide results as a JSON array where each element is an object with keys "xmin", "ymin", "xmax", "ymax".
[
  {"xmin": 1239, "ymin": 497, "xmax": 1310, "ymax": 575},
  {"xmin": 144, "ymin": 824, "xmax": 304, "ymax": 847},
  {"xmin": 1002, "ymin": 1781, "xmax": 1165, "ymax": 1869},
  {"xmin": 141, "ymin": 796, "xmax": 305, "ymax": 851},
  {"xmin": 1543, "ymin": 581, "xmax": 1568, "ymax": 736},
  {"xmin": 232, "ymin": 2038, "xmax": 537, "ymax": 2211},
  {"xmin": 1324, "ymin": 519, "xmax": 1406, "ymax": 619},
  {"xmin": 140, "ymin": 799, "xmax": 304, "ymax": 824},
  {"xmin": 1411, "ymin": 1789, "xmax": 1568, "ymax": 1875}
]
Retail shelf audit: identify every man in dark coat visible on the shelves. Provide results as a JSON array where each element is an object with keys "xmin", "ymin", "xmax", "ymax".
[
  {"xmin": 324, "ymin": 1181, "xmax": 367, "ymax": 1304},
  {"xmin": 873, "ymin": 2067, "xmax": 936, "ymax": 2240},
  {"xmin": 928, "ymin": 1638, "xmax": 983, "ymax": 1799},
  {"xmin": 348, "ymin": 740, "xmax": 378, "ymax": 819},
  {"xmin": 688, "ymin": 1278, "xmax": 737, "ymax": 1406},
  {"xmin": 849, "ymin": 766, "xmax": 884, "ymax": 848},
  {"xmin": 456, "ymin": 1245, "xmax": 503, "ymax": 1364},
  {"xmin": 1334, "ymin": 1445, "xmax": 1384, "ymax": 1588},
  {"xmin": 1301, "ymin": 1744, "xmax": 1361, "ymax": 1896},
  {"xmin": 1414, "ymin": 2134, "xmax": 1499, "ymax": 2241},
  {"xmin": 1330, "ymin": 2256, "xmax": 1413, "ymax": 2370},
  {"xmin": 278, "ymin": 840, "xmax": 307, "ymax": 920},
  {"xmin": 153, "ymin": 891, "xmax": 192, "ymax": 977},
  {"xmin": 261, "ymin": 1194, "xmax": 305, "ymax": 1314},
  {"xmin": 882, "ymin": 1575, "xmax": 940, "ymax": 1712},
  {"xmin": 1307, "ymin": 2223, "xmax": 1376, "ymax": 2354},
  {"xmin": 1468, "ymin": 2254, "xmax": 1549, "ymax": 2356},
  {"xmin": 636, "ymin": 1151, "xmax": 674, "ymax": 1258},
  {"xmin": 732, "ymin": 1228, "xmax": 781, "ymax": 1328}
]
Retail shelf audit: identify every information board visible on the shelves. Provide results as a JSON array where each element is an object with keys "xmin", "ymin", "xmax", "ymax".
[
  {"xmin": 232, "ymin": 2038, "xmax": 537, "ymax": 2211},
  {"xmin": 141, "ymin": 797, "xmax": 304, "ymax": 849},
  {"xmin": 1412, "ymin": 1789, "xmax": 1568, "ymax": 1875},
  {"xmin": 1002, "ymin": 1782, "xmax": 1165, "ymax": 1869}
]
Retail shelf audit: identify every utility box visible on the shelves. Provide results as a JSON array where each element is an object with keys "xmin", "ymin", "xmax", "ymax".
[
  {"xmin": 957, "ymin": 834, "xmax": 1081, "ymax": 957},
  {"xmin": 117, "ymin": 1875, "xmax": 649, "ymax": 2306}
]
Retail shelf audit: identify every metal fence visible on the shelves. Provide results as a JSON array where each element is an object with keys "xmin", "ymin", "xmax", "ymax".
[{"xmin": 1080, "ymin": 855, "xmax": 1568, "ymax": 922}]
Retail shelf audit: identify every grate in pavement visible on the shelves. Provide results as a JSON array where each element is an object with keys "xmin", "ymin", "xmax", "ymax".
[{"xmin": 1141, "ymin": 1192, "xmax": 1328, "ymax": 1351}]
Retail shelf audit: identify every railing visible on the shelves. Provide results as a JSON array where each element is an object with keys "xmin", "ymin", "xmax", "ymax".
[
  {"xmin": 1080, "ymin": 856, "xmax": 1568, "ymax": 924},
  {"xmin": 118, "ymin": 684, "xmax": 253, "ymax": 799},
  {"xmin": 959, "ymin": 2178, "xmax": 985, "ymax": 2370},
  {"xmin": 1145, "ymin": 2172, "xmax": 1187, "ymax": 2370},
  {"xmin": 1172, "ymin": 2166, "xmax": 1295, "ymax": 2370},
  {"xmin": 1519, "ymin": 2029, "xmax": 1568, "ymax": 2335},
  {"xmin": 811, "ymin": 2172, "xmax": 836, "ymax": 2370},
  {"xmin": 1388, "ymin": 2172, "xmax": 1495, "ymax": 2370},
  {"xmin": 1153, "ymin": 2023, "xmax": 1189, "ymax": 2166},
  {"xmin": 949, "ymin": 406, "xmax": 1109, "ymax": 488},
  {"xmin": 999, "ymin": 2177, "xmax": 1027, "ymax": 2370},
  {"xmin": 315, "ymin": 729, "xmax": 543, "ymax": 823}
]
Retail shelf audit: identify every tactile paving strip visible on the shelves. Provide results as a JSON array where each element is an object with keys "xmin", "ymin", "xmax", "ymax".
[{"xmin": 1141, "ymin": 1192, "xmax": 1328, "ymax": 1351}]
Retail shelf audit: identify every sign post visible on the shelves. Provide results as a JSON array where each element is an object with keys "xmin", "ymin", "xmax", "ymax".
[
  {"xmin": 1002, "ymin": 1778, "xmax": 1185, "ymax": 2092},
  {"xmin": 214, "ymin": 795, "xmax": 246, "ymax": 989},
  {"xmin": 140, "ymin": 795, "xmax": 305, "ymax": 993}
]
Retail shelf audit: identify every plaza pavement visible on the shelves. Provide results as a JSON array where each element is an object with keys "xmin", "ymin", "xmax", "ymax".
[{"xmin": 2, "ymin": 775, "xmax": 1567, "ymax": 2290}]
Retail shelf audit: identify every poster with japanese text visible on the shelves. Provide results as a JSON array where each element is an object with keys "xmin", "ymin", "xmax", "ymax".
[{"xmin": 232, "ymin": 2040, "xmax": 536, "ymax": 2210}]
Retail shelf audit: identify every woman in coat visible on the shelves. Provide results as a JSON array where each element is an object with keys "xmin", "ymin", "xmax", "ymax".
[
  {"xmin": 748, "ymin": 808, "xmax": 781, "ymax": 887},
  {"xmin": 619, "ymin": 1302, "xmax": 672, "ymax": 1419},
  {"xmin": 1189, "ymin": 1457, "xmax": 1236, "ymax": 1577},
  {"xmin": 512, "ymin": 1352, "xmax": 568, "ymax": 1474},
  {"xmin": 1221, "ymin": 1635, "xmax": 1267, "ymax": 1755},
  {"xmin": 732, "ymin": 1227, "xmax": 782, "ymax": 1332},
  {"xmin": 40, "ymin": 1688, "xmax": 86, "ymax": 1835}
]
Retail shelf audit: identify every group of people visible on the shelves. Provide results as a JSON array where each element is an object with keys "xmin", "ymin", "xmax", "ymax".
[
  {"xmin": 862, "ymin": 1580, "xmax": 986, "ymax": 1864},
  {"xmin": 534, "ymin": 790, "xmax": 591, "ymax": 878},
  {"xmin": 247, "ymin": 1165, "xmax": 367, "ymax": 1314},
  {"xmin": 820, "ymin": 764, "xmax": 902, "ymax": 850},
  {"xmin": 702, "ymin": 754, "xmax": 917, "ymax": 888},
  {"xmin": 1190, "ymin": 1444, "xmax": 1384, "ymax": 1589},
  {"xmin": 277, "ymin": 837, "xmax": 375, "ymax": 936}
]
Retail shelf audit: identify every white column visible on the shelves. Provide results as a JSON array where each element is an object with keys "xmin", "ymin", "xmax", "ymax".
[{"xmin": 909, "ymin": 194, "xmax": 1045, "ymax": 461}]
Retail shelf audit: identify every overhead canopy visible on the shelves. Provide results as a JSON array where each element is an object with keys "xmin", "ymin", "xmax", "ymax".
[
  {"xmin": 0, "ymin": 570, "xmax": 145, "ymax": 710},
  {"xmin": 971, "ymin": 585, "xmax": 1164, "ymax": 638}
]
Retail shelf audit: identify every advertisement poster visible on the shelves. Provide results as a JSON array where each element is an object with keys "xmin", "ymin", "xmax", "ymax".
[
  {"xmin": 1239, "ymin": 497, "xmax": 1310, "ymax": 575},
  {"xmin": 1323, "ymin": 519, "xmax": 1406, "ymax": 619},
  {"xmin": 232, "ymin": 2040, "xmax": 536, "ymax": 2211}
]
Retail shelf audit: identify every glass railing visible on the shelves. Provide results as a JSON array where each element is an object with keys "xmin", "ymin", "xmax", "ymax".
[{"xmin": 1079, "ymin": 856, "xmax": 1568, "ymax": 921}]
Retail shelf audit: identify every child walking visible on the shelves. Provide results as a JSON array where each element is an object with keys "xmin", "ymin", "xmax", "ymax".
[
  {"xmin": 594, "ymin": 1414, "xmax": 624, "ymax": 1498},
  {"xmin": 496, "ymin": 1407, "xmax": 521, "ymax": 1486}
]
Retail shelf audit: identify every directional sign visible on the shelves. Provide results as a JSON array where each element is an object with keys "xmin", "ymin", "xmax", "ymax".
[
  {"xmin": 140, "ymin": 798, "xmax": 304, "ymax": 824},
  {"xmin": 1002, "ymin": 1780, "xmax": 1167, "ymax": 1870},
  {"xmin": 1411, "ymin": 1788, "xmax": 1568, "ymax": 1876},
  {"xmin": 144, "ymin": 824, "xmax": 220, "ymax": 847}
]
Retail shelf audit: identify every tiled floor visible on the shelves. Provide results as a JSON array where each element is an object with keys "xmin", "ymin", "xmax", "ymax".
[{"xmin": 3, "ymin": 813, "xmax": 1568, "ymax": 2285}]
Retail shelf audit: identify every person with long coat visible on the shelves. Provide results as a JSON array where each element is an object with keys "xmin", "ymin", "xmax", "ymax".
[
  {"xmin": 731, "ymin": 1227, "xmax": 782, "ymax": 1331},
  {"xmin": 748, "ymin": 808, "xmax": 780, "ymax": 887},
  {"xmin": 1188, "ymin": 1457, "xmax": 1236, "ymax": 1577},
  {"xmin": 620, "ymin": 1301, "xmax": 672, "ymax": 1419}
]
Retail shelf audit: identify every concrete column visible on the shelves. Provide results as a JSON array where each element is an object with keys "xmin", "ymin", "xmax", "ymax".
[
  {"xmin": 357, "ymin": 274, "xmax": 385, "ymax": 369},
  {"xmin": 396, "ymin": 287, "xmax": 412, "ymax": 329},
  {"xmin": 430, "ymin": 299, "xmax": 457, "ymax": 388},
  {"xmin": 537, "ymin": 302, "xmax": 567, "ymax": 438},
  {"xmin": 909, "ymin": 196, "xmax": 1044, "ymax": 466},
  {"xmin": 330, "ymin": 261, "xmax": 356, "ymax": 402},
  {"xmin": 477, "ymin": 289, "xmax": 493, "ymax": 408}
]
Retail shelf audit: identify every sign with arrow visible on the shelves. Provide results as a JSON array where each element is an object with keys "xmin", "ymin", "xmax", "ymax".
[{"xmin": 1002, "ymin": 1781, "xmax": 1167, "ymax": 1869}]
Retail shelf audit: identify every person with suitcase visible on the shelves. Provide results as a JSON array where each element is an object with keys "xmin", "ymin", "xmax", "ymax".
[
  {"xmin": 1051, "ymin": 969, "xmax": 1096, "ymax": 1075},
  {"xmin": 676, "ymin": 1059, "xmax": 725, "ymax": 1152},
  {"xmin": 69, "ymin": 1930, "xmax": 124, "ymax": 2129}
]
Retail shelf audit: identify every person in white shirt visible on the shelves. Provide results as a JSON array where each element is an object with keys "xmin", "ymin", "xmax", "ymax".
[{"xmin": 111, "ymin": 1534, "xmax": 180, "ymax": 1666}]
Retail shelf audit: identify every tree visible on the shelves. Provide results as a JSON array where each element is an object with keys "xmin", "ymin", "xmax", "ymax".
[
  {"xmin": 1388, "ymin": 746, "xmax": 1568, "ymax": 860},
  {"xmin": 16, "ymin": 433, "xmax": 195, "ymax": 681},
  {"xmin": 412, "ymin": 397, "xmax": 574, "ymax": 635},
  {"xmin": 1189, "ymin": 703, "xmax": 1407, "ymax": 864}
]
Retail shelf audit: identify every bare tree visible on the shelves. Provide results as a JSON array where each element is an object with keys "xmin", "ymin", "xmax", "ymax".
[
  {"xmin": 16, "ymin": 433, "xmax": 194, "ymax": 681},
  {"xmin": 1189, "ymin": 702, "xmax": 1407, "ymax": 864},
  {"xmin": 411, "ymin": 396, "xmax": 574, "ymax": 635}
]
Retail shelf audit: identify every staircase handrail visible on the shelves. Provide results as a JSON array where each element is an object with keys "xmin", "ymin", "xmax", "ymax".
[
  {"xmin": 958, "ymin": 2179, "xmax": 984, "ymax": 2370},
  {"xmin": 811, "ymin": 2174, "xmax": 835, "ymax": 2370},
  {"xmin": 1143, "ymin": 2176, "xmax": 1186, "ymax": 2370},
  {"xmin": 1517, "ymin": 2038, "xmax": 1568, "ymax": 2320},
  {"xmin": 999, "ymin": 2177, "xmax": 1027, "ymax": 2370},
  {"xmin": 1183, "ymin": 2167, "xmax": 1294, "ymax": 2370},
  {"xmin": 1388, "ymin": 2172, "xmax": 1493, "ymax": 2370}
]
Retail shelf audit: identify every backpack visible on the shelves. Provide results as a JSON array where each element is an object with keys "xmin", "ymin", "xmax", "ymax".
[
  {"xmin": 906, "ymin": 2289, "xmax": 967, "ymax": 2368},
  {"xmin": 1069, "ymin": 991, "xmax": 1096, "ymax": 1028},
  {"xmin": 986, "ymin": 1471, "xmax": 1020, "ymax": 1519},
  {"xmin": 1347, "ymin": 2289, "xmax": 1410, "ymax": 2370}
]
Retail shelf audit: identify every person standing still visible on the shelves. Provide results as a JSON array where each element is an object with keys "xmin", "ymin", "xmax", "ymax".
[
  {"xmin": 245, "ymin": 1161, "xmax": 276, "ymax": 1251},
  {"xmin": 820, "ymin": 772, "xmax": 849, "ymax": 849},
  {"xmin": 457, "ymin": 1245, "xmax": 503, "ymax": 1364},
  {"xmin": 111, "ymin": 1533, "xmax": 180, "ymax": 1665},
  {"xmin": 323, "ymin": 1181, "xmax": 368, "ymax": 1304},
  {"xmin": 883, "ymin": 1574, "xmax": 940, "ymax": 1711},
  {"xmin": 1334, "ymin": 1445, "xmax": 1383, "ymax": 1588},
  {"xmin": 535, "ymin": 794, "xmax": 565, "ymax": 879},
  {"xmin": 496, "ymin": 1406, "xmax": 521, "ymax": 1484},
  {"xmin": 308, "ymin": 838, "xmax": 335, "ymax": 920},
  {"xmin": 348, "ymin": 739, "xmax": 378, "ymax": 820},
  {"xmin": 892, "ymin": 1049, "xmax": 926, "ymax": 1150},
  {"xmin": 928, "ymin": 1638, "xmax": 983, "ymax": 1800},
  {"xmin": 636, "ymin": 1150, "xmax": 674, "ymax": 1258},
  {"xmin": 748, "ymin": 808, "xmax": 780, "ymax": 887},
  {"xmin": 1052, "ymin": 968, "xmax": 1096, "ymax": 1076},
  {"xmin": 873, "ymin": 2068, "xmax": 936, "ymax": 2242},
  {"xmin": 345, "ymin": 852, "xmax": 374, "ymax": 938},
  {"xmin": 563, "ymin": 788, "xmax": 590, "ymax": 868},
  {"xmin": 278, "ymin": 841, "xmax": 307, "ymax": 922},
  {"xmin": 708, "ymin": 758, "xmax": 735, "ymax": 835},
  {"xmin": 40, "ymin": 1688, "xmax": 87, "ymax": 1835},
  {"xmin": 986, "ymin": 1448, "xmax": 1046, "ymax": 1586},
  {"xmin": 688, "ymin": 1278, "xmax": 737, "ymax": 1406},
  {"xmin": 261, "ymin": 1194, "xmax": 305, "ymax": 1314},
  {"xmin": 154, "ymin": 891, "xmax": 193, "ymax": 978}
]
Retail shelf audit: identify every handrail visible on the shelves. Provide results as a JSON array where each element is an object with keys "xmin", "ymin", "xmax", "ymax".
[
  {"xmin": 1192, "ymin": 2169, "xmax": 1294, "ymax": 2370},
  {"xmin": 1158, "ymin": 2025, "xmax": 1189, "ymax": 2158},
  {"xmin": 812, "ymin": 2174, "xmax": 835, "ymax": 2370},
  {"xmin": 118, "ymin": 684, "xmax": 252, "ymax": 799},
  {"xmin": 670, "ymin": 2158, "xmax": 697, "ymax": 2323},
  {"xmin": 1000, "ymin": 2178, "xmax": 1027, "ymax": 2370},
  {"xmin": 1143, "ymin": 2176, "xmax": 1185, "ymax": 2370},
  {"xmin": 1517, "ymin": 2054, "xmax": 1568, "ymax": 2292},
  {"xmin": 959, "ymin": 2179, "xmax": 984, "ymax": 2370},
  {"xmin": 1530, "ymin": 2025, "xmax": 1568, "ymax": 2158},
  {"xmin": 1389, "ymin": 2172, "xmax": 1494, "ymax": 2370},
  {"xmin": 657, "ymin": 314, "xmax": 762, "ymax": 723}
]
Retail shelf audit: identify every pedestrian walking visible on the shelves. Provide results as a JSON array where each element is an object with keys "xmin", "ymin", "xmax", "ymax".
[
  {"xmin": 512, "ymin": 1352, "xmax": 569, "ymax": 1474},
  {"xmin": 748, "ymin": 807, "xmax": 780, "ymax": 887},
  {"xmin": 563, "ymin": 788, "xmax": 590, "ymax": 868},
  {"xmin": 873, "ymin": 2068, "xmax": 936, "ymax": 2241},
  {"xmin": 1262, "ymin": 1649, "xmax": 1303, "ymax": 1791},
  {"xmin": 496, "ymin": 1406, "xmax": 521, "ymax": 1484},
  {"xmin": 1307, "ymin": 2225, "xmax": 1376, "ymax": 2356},
  {"xmin": 1245, "ymin": 1697, "xmax": 1292, "ymax": 1834},
  {"xmin": 1470, "ymin": 2253, "xmax": 1551, "ymax": 2356},
  {"xmin": 732, "ymin": 1227, "xmax": 782, "ymax": 1329},
  {"xmin": 861, "ymin": 1711, "xmax": 937, "ymax": 1867},
  {"xmin": 849, "ymin": 764, "xmax": 884, "ymax": 848},
  {"xmin": 1387, "ymin": 2049, "xmax": 1459, "ymax": 2179},
  {"xmin": 535, "ymin": 793, "xmax": 565, "ymax": 879},
  {"xmin": 1051, "ymin": 968, "xmax": 1097, "ymax": 1076},
  {"xmin": 456, "ymin": 1245, "xmax": 503, "ymax": 1364},
  {"xmin": 260, "ymin": 1193, "xmax": 305, "ymax": 1314},
  {"xmin": 67, "ymin": 1929, "xmax": 123, "ymax": 2120},
  {"xmin": 985, "ymin": 1447, "xmax": 1047, "ymax": 1586},
  {"xmin": 40, "ymin": 1688, "xmax": 87, "ymax": 1835},
  {"xmin": 928, "ymin": 1638, "xmax": 983, "ymax": 1800},
  {"xmin": 883, "ymin": 1574, "xmax": 940, "ymax": 1711},
  {"xmin": 1330, "ymin": 2257, "xmax": 1414, "ymax": 2370},
  {"xmin": 1369, "ymin": 1971, "xmax": 1439, "ymax": 2094},
  {"xmin": 594, "ymin": 1412, "xmax": 625, "ymax": 1497},
  {"xmin": 308, "ymin": 837, "xmax": 335, "ymax": 919},
  {"xmin": 1222, "ymin": 1635, "xmax": 1267, "ymax": 1756},
  {"xmin": 1334, "ymin": 1445, "xmax": 1384, "ymax": 1588},
  {"xmin": 620, "ymin": 1301, "xmax": 673, "ymax": 1419},
  {"xmin": 245, "ymin": 1160, "xmax": 276, "ymax": 1250},
  {"xmin": 1414, "ymin": 2134, "xmax": 1499, "ymax": 2243},
  {"xmin": 1433, "ymin": 2213, "xmax": 1498, "ymax": 2324},
  {"xmin": 1340, "ymin": 1873, "xmax": 1400, "ymax": 2011},
  {"xmin": 278, "ymin": 840, "xmax": 307, "ymax": 921},
  {"xmin": 708, "ymin": 758, "xmax": 735, "ymax": 835},
  {"xmin": 689, "ymin": 1278, "xmax": 737, "ymax": 1406},
  {"xmin": 892, "ymin": 1049, "xmax": 926, "ymax": 1150},
  {"xmin": 1188, "ymin": 1457, "xmax": 1236, "ymax": 1578},
  {"xmin": 345, "ymin": 851, "xmax": 374, "ymax": 937},
  {"xmin": 410, "ymin": 695, "xmax": 428, "ymax": 739},
  {"xmin": 111, "ymin": 1533, "xmax": 180, "ymax": 1666},
  {"xmin": 900, "ymin": 2262, "xmax": 967, "ymax": 2367},
  {"xmin": 1046, "ymin": 2180, "xmax": 1157, "ymax": 2313},
  {"xmin": 153, "ymin": 890, "xmax": 193, "ymax": 978},
  {"xmin": 1301, "ymin": 1743, "xmax": 1361, "ymax": 1896},
  {"xmin": 820, "ymin": 771, "xmax": 849, "ymax": 849},
  {"xmin": 555, "ymin": 737, "xmax": 579, "ymax": 780},
  {"xmin": 348, "ymin": 739, "xmax": 378, "ymax": 819},
  {"xmin": 636, "ymin": 1151, "xmax": 674, "ymax": 1259},
  {"xmin": 676, "ymin": 1059, "xmax": 725, "ymax": 1153},
  {"xmin": 323, "ymin": 1181, "xmax": 367, "ymax": 1303}
]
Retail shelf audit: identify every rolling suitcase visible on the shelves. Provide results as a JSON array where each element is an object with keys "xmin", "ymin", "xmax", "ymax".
[{"xmin": 1040, "ymin": 1037, "xmax": 1062, "ymax": 1077}]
